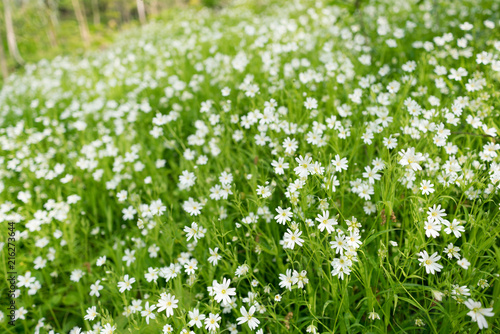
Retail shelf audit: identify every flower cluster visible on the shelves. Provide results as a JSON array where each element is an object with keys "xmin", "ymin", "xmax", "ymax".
[{"xmin": 0, "ymin": 0, "xmax": 499, "ymax": 332}]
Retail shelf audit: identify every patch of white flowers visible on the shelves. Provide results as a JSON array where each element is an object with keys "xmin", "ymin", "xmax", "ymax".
[{"xmin": 0, "ymin": 0, "xmax": 499, "ymax": 333}]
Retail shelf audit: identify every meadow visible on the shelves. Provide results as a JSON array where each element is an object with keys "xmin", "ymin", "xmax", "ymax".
[{"xmin": 0, "ymin": 0, "xmax": 499, "ymax": 333}]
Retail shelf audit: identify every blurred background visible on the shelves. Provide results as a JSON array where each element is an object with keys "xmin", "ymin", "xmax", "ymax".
[{"xmin": 0, "ymin": 0, "xmax": 231, "ymax": 81}]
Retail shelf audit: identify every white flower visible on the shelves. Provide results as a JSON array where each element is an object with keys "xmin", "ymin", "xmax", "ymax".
[
  {"xmin": 84, "ymin": 306, "xmax": 98, "ymax": 321},
  {"xmin": 459, "ymin": 22, "xmax": 473, "ymax": 31},
  {"xmin": 424, "ymin": 219, "xmax": 441, "ymax": 238},
  {"xmin": 122, "ymin": 206, "xmax": 136, "ymax": 220},
  {"xmin": 283, "ymin": 137, "xmax": 298, "ymax": 154},
  {"xmin": 383, "ymin": 135, "xmax": 398, "ymax": 149},
  {"xmin": 315, "ymin": 210, "xmax": 337, "ymax": 234},
  {"xmin": 306, "ymin": 324, "xmax": 318, "ymax": 333},
  {"xmin": 283, "ymin": 228, "xmax": 304, "ymax": 249},
  {"xmin": 271, "ymin": 157, "xmax": 289, "ymax": 175},
  {"xmin": 156, "ymin": 293, "xmax": 178, "ymax": 317},
  {"xmin": 100, "ymin": 323, "xmax": 116, "ymax": 334},
  {"xmin": 304, "ymin": 97, "xmax": 318, "ymax": 110},
  {"xmin": 235, "ymin": 264, "xmax": 250, "ymax": 277},
  {"xmin": 204, "ymin": 313, "xmax": 221, "ymax": 332},
  {"xmin": 90, "ymin": 280, "xmax": 103, "ymax": 297},
  {"xmin": 464, "ymin": 299, "xmax": 494, "ymax": 329},
  {"xmin": 362, "ymin": 166, "xmax": 381, "ymax": 184},
  {"xmin": 417, "ymin": 251, "xmax": 443, "ymax": 275},
  {"xmin": 294, "ymin": 155, "xmax": 314, "ymax": 178},
  {"xmin": 427, "ymin": 204, "xmax": 446, "ymax": 223},
  {"xmin": 96, "ymin": 256, "xmax": 107, "ymax": 266},
  {"xmin": 219, "ymin": 171, "xmax": 233, "ymax": 185},
  {"xmin": 457, "ymin": 258, "xmax": 470, "ymax": 270},
  {"xmin": 122, "ymin": 249, "xmax": 136, "ymax": 267},
  {"xmin": 256, "ymin": 185, "xmax": 272, "ymax": 198},
  {"xmin": 130, "ymin": 299, "xmax": 143, "ymax": 313},
  {"xmin": 208, "ymin": 247, "xmax": 221, "ymax": 266},
  {"xmin": 443, "ymin": 243, "xmax": 461, "ymax": 259},
  {"xmin": 274, "ymin": 206, "xmax": 292, "ymax": 225},
  {"xmin": 212, "ymin": 278, "xmax": 236, "ymax": 305},
  {"xmin": 162, "ymin": 324, "xmax": 173, "ymax": 333},
  {"xmin": 183, "ymin": 222, "xmax": 207, "ymax": 242},
  {"xmin": 116, "ymin": 190, "xmax": 127, "ymax": 202},
  {"xmin": 179, "ymin": 171, "xmax": 197, "ymax": 190},
  {"xmin": 183, "ymin": 197, "xmax": 204, "ymax": 216},
  {"xmin": 443, "ymin": 219, "xmax": 465, "ymax": 238},
  {"xmin": 331, "ymin": 256, "xmax": 352, "ymax": 280},
  {"xmin": 368, "ymin": 311, "xmax": 380, "ymax": 320},
  {"xmin": 70, "ymin": 269, "xmax": 85, "ymax": 283},
  {"xmin": 141, "ymin": 302, "xmax": 156, "ymax": 324},
  {"xmin": 398, "ymin": 147, "xmax": 425, "ymax": 171},
  {"xmin": 237, "ymin": 306, "xmax": 260, "ymax": 330},
  {"xmin": 346, "ymin": 232, "xmax": 362, "ymax": 249},
  {"xmin": 331, "ymin": 154, "xmax": 349, "ymax": 172},
  {"xmin": 17, "ymin": 271, "xmax": 36, "ymax": 288},
  {"xmin": 279, "ymin": 269, "xmax": 293, "ymax": 291},
  {"xmin": 330, "ymin": 234, "xmax": 348, "ymax": 255},
  {"xmin": 291, "ymin": 270, "xmax": 309, "ymax": 288},
  {"xmin": 117, "ymin": 275, "xmax": 135, "ymax": 293},
  {"xmin": 432, "ymin": 290, "xmax": 444, "ymax": 302},
  {"xmin": 188, "ymin": 308, "xmax": 206, "ymax": 328},
  {"xmin": 145, "ymin": 267, "xmax": 159, "ymax": 282},
  {"xmin": 420, "ymin": 180, "xmax": 435, "ymax": 195}
]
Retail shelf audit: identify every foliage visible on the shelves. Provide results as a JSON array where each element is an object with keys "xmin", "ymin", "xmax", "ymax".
[{"xmin": 0, "ymin": 0, "xmax": 499, "ymax": 333}]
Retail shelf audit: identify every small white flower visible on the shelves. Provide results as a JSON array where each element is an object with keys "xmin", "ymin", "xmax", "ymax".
[
  {"xmin": 457, "ymin": 258, "xmax": 470, "ymax": 270},
  {"xmin": 117, "ymin": 275, "xmax": 135, "ymax": 293},
  {"xmin": 464, "ymin": 299, "xmax": 494, "ymax": 329},
  {"xmin": 417, "ymin": 251, "xmax": 443, "ymax": 275},
  {"xmin": 236, "ymin": 306, "xmax": 260, "ymax": 330}
]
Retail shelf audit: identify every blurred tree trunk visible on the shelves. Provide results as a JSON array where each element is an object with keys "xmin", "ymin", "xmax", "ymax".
[
  {"xmin": 150, "ymin": 0, "xmax": 158, "ymax": 16},
  {"xmin": 2, "ymin": 0, "xmax": 24, "ymax": 65},
  {"xmin": 119, "ymin": 0, "xmax": 130, "ymax": 23},
  {"xmin": 0, "ymin": 32, "xmax": 9, "ymax": 81},
  {"xmin": 136, "ymin": 0, "xmax": 146, "ymax": 25},
  {"xmin": 46, "ymin": 18, "xmax": 58, "ymax": 47},
  {"xmin": 91, "ymin": 0, "xmax": 100, "ymax": 25},
  {"xmin": 71, "ymin": 0, "xmax": 90, "ymax": 47},
  {"xmin": 175, "ymin": 0, "xmax": 186, "ymax": 7},
  {"xmin": 43, "ymin": 2, "xmax": 58, "ymax": 47},
  {"xmin": 47, "ymin": 0, "xmax": 58, "ymax": 26}
]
